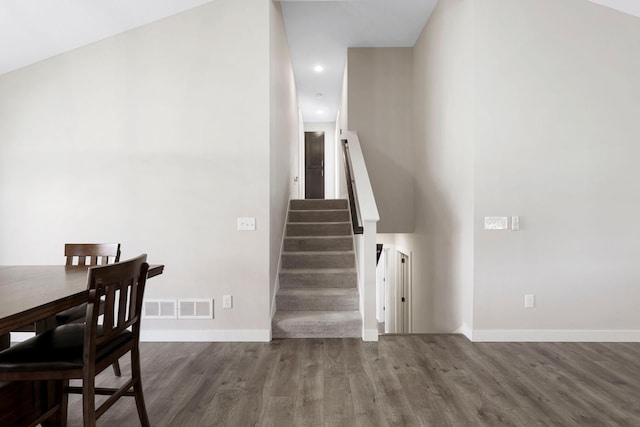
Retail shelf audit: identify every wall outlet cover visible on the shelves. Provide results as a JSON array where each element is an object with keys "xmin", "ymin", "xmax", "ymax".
[
  {"xmin": 484, "ymin": 216, "xmax": 509, "ymax": 230},
  {"xmin": 237, "ymin": 217, "xmax": 256, "ymax": 231},
  {"xmin": 524, "ymin": 294, "xmax": 535, "ymax": 309}
]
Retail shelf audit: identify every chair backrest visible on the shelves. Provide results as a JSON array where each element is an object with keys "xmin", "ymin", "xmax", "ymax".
[
  {"xmin": 84, "ymin": 254, "xmax": 149, "ymax": 352},
  {"xmin": 65, "ymin": 243, "xmax": 121, "ymax": 266}
]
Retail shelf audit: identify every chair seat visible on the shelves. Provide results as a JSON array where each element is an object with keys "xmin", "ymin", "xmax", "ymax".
[
  {"xmin": 56, "ymin": 299, "xmax": 108, "ymax": 325},
  {"xmin": 0, "ymin": 324, "xmax": 132, "ymax": 374},
  {"xmin": 55, "ymin": 303, "xmax": 88, "ymax": 325}
]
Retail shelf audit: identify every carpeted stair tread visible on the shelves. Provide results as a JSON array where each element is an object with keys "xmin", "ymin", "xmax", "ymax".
[
  {"xmin": 284, "ymin": 236, "xmax": 353, "ymax": 252},
  {"xmin": 279, "ymin": 268, "xmax": 357, "ymax": 288},
  {"xmin": 281, "ymin": 251, "xmax": 355, "ymax": 269},
  {"xmin": 276, "ymin": 288, "xmax": 359, "ymax": 311},
  {"xmin": 286, "ymin": 222, "xmax": 352, "ymax": 237},
  {"xmin": 289, "ymin": 199, "xmax": 348, "ymax": 210},
  {"xmin": 288, "ymin": 209, "xmax": 350, "ymax": 223}
]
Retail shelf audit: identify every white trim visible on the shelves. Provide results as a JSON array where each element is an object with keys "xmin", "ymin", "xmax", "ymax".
[
  {"xmin": 271, "ymin": 195, "xmax": 290, "ymax": 320},
  {"xmin": 471, "ymin": 329, "xmax": 640, "ymax": 342},
  {"xmin": 140, "ymin": 329, "xmax": 271, "ymax": 342},
  {"xmin": 363, "ymin": 328, "xmax": 379, "ymax": 342},
  {"xmin": 455, "ymin": 323, "xmax": 473, "ymax": 340},
  {"xmin": 298, "ymin": 109, "xmax": 305, "ymax": 199}
]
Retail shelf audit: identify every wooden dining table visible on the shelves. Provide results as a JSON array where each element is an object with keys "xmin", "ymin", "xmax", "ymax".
[{"xmin": 0, "ymin": 263, "xmax": 164, "ymax": 427}]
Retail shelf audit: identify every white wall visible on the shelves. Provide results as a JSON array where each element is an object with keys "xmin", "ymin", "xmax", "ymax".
[
  {"xmin": 336, "ymin": 62, "xmax": 349, "ymax": 200},
  {"xmin": 405, "ymin": 0, "xmax": 640, "ymax": 340},
  {"xmin": 303, "ymin": 122, "xmax": 336, "ymax": 199},
  {"xmin": 471, "ymin": 0, "xmax": 640, "ymax": 339},
  {"xmin": 347, "ymin": 48, "xmax": 414, "ymax": 233},
  {"xmin": 409, "ymin": 0, "xmax": 475, "ymax": 334},
  {"xmin": 0, "ymin": 0, "xmax": 297, "ymax": 341},
  {"xmin": 269, "ymin": 1, "xmax": 299, "ymax": 318}
]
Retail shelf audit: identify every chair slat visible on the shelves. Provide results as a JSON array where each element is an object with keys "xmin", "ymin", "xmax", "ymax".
[{"xmin": 65, "ymin": 243, "xmax": 121, "ymax": 266}]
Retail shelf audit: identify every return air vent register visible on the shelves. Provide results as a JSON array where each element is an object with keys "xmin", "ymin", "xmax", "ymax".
[
  {"xmin": 142, "ymin": 299, "xmax": 213, "ymax": 319},
  {"xmin": 178, "ymin": 299, "xmax": 214, "ymax": 319}
]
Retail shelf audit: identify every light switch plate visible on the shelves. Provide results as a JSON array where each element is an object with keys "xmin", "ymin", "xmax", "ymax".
[
  {"xmin": 524, "ymin": 294, "xmax": 535, "ymax": 308},
  {"xmin": 223, "ymin": 295, "xmax": 233, "ymax": 309},
  {"xmin": 484, "ymin": 216, "xmax": 509, "ymax": 230},
  {"xmin": 237, "ymin": 217, "xmax": 256, "ymax": 231},
  {"xmin": 511, "ymin": 216, "xmax": 520, "ymax": 231}
]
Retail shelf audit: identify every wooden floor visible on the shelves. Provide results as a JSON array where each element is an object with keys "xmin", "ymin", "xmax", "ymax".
[{"xmin": 65, "ymin": 335, "xmax": 640, "ymax": 426}]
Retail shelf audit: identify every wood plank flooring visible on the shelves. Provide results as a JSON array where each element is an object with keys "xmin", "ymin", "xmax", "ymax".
[{"xmin": 63, "ymin": 335, "xmax": 640, "ymax": 426}]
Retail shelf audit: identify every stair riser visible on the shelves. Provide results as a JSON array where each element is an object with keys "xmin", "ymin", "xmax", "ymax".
[
  {"xmin": 286, "ymin": 223, "xmax": 351, "ymax": 236},
  {"xmin": 284, "ymin": 237, "xmax": 353, "ymax": 252},
  {"xmin": 288, "ymin": 210, "xmax": 350, "ymax": 223},
  {"xmin": 282, "ymin": 254, "xmax": 355, "ymax": 269},
  {"xmin": 290, "ymin": 199, "xmax": 348, "ymax": 211},
  {"xmin": 279, "ymin": 272, "xmax": 357, "ymax": 288},
  {"xmin": 272, "ymin": 320, "xmax": 361, "ymax": 339},
  {"xmin": 277, "ymin": 294, "xmax": 359, "ymax": 311}
]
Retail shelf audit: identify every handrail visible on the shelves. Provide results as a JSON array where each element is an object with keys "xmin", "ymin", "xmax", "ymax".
[
  {"xmin": 341, "ymin": 131, "xmax": 380, "ymax": 225},
  {"xmin": 342, "ymin": 139, "xmax": 364, "ymax": 234},
  {"xmin": 340, "ymin": 130, "xmax": 380, "ymax": 342}
]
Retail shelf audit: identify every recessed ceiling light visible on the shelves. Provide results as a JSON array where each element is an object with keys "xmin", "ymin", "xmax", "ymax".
[
  {"xmin": 316, "ymin": 110, "xmax": 324, "ymax": 115},
  {"xmin": 314, "ymin": 65, "xmax": 325, "ymax": 73}
]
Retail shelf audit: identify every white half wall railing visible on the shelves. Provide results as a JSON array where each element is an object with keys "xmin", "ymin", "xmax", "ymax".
[{"xmin": 341, "ymin": 130, "xmax": 380, "ymax": 342}]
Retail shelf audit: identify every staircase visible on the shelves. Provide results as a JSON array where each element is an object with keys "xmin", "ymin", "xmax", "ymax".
[{"xmin": 272, "ymin": 199, "xmax": 361, "ymax": 338}]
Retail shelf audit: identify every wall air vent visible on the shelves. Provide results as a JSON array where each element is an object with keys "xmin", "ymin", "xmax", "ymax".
[
  {"xmin": 178, "ymin": 299, "xmax": 214, "ymax": 319},
  {"xmin": 142, "ymin": 299, "xmax": 177, "ymax": 319}
]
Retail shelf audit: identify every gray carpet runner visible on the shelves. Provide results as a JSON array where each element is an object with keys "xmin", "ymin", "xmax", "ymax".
[{"xmin": 272, "ymin": 199, "xmax": 361, "ymax": 338}]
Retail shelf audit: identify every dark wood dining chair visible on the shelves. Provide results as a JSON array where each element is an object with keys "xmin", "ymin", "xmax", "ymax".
[
  {"xmin": 56, "ymin": 243, "xmax": 122, "ymax": 325},
  {"xmin": 64, "ymin": 242, "xmax": 121, "ymax": 266},
  {"xmin": 0, "ymin": 254, "xmax": 151, "ymax": 427},
  {"xmin": 13, "ymin": 242, "xmax": 124, "ymax": 376}
]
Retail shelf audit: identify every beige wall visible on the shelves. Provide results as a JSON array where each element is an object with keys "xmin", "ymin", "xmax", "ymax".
[
  {"xmin": 336, "ymin": 63, "xmax": 349, "ymax": 200},
  {"xmin": 347, "ymin": 48, "xmax": 414, "ymax": 233},
  {"xmin": 405, "ymin": 0, "xmax": 640, "ymax": 338},
  {"xmin": 386, "ymin": 0, "xmax": 475, "ymax": 333},
  {"xmin": 269, "ymin": 1, "xmax": 299, "ymax": 318},
  {"xmin": 0, "ymin": 0, "xmax": 297, "ymax": 340},
  {"xmin": 472, "ymin": 0, "xmax": 640, "ymax": 337}
]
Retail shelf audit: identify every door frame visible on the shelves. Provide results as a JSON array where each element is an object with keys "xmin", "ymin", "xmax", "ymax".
[
  {"xmin": 396, "ymin": 248, "xmax": 412, "ymax": 334},
  {"xmin": 379, "ymin": 245, "xmax": 412, "ymax": 334},
  {"xmin": 304, "ymin": 131, "xmax": 325, "ymax": 199}
]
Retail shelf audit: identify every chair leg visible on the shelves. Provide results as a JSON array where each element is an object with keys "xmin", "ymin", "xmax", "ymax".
[
  {"xmin": 83, "ymin": 375, "xmax": 97, "ymax": 427},
  {"xmin": 56, "ymin": 379, "xmax": 69, "ymax": 427},
  {"xmin": 131, "ymin": 346, "xmax": 150, "ymax": 427},
  {"xmin": 112, "ymin": 360, "xmax": 122, "ymax": 377},
  {"xmin": 38, "ymin": 379, "xmax": 68, "ymax": 427}
]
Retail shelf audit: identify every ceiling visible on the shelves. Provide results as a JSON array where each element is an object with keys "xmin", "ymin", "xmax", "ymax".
[
  {"xmin": 281, "ymin": 0, "xmax": 438, "ymax": 122},
  {"xmin": 0, "ymin": 0, "xmax": 638, "ymax": 123}
]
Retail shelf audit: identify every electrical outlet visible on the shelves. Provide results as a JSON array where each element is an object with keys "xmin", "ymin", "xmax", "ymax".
[
  {"xmin": 223, "ymin": 295, "xmax": 233, "ymax": 309},
  {"xmin": 237, "ymin": 217, "xmax": 256, "ymax": 231}
]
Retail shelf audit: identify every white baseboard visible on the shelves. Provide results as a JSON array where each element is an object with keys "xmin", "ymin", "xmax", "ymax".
[
  {"xmin": 362, "ymin": 328, "xmax": 379, "ymax": 342},
  {"xmin": 454, "ymin": 323, "xmax": 473, "ymax": 340},
  {"xmin": 140, "ymin": 329, "xmax": 271, "ymax": 342},
  {"xmin": 471, "ymin": 329, "xmax": 640, "ymax": 342}
]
